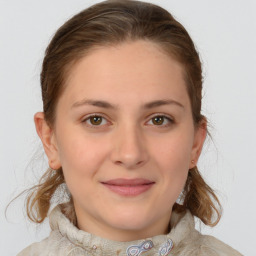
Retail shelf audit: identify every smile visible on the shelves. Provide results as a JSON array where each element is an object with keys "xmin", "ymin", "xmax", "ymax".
[{"xmin": 101, "ymin": 178, "xmax": 155, "ymax": 197}]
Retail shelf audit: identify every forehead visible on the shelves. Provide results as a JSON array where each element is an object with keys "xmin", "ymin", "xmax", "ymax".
[{"xmin": 59, "ymin": 40, "xmax": 189, "ymax": 108}]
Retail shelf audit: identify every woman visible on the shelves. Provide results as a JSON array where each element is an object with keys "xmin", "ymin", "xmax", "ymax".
[{"xmin": 18, "ymin": 0, "xmax": 242, "ymax": 255}]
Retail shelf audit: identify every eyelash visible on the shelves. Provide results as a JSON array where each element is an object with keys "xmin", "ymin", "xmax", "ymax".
[
  {"xmin": 146, "ymin": 114, "xmax": 174, "ymax": 127},
  {"xmin": 81, "ymin": 114, "xmax": 111, "ymax": 128},
  {"xmin": 81, "ymin": 113, "xmax": 174, "ymax": 128}
]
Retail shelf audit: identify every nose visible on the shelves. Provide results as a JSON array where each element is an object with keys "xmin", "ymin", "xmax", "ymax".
[{"xmin": 110, "ymin": 124, "xmax": 149, "ymax": 169}]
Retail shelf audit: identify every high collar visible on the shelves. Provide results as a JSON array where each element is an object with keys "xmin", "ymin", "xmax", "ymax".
[{"xmin": 49, "ymin": 205, "xmax": 197, "ymax": 256}]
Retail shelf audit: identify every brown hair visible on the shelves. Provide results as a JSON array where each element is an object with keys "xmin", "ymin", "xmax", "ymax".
[{"xmin": 26, "ymin": 0, "xmax": 221, "ymax": 226}]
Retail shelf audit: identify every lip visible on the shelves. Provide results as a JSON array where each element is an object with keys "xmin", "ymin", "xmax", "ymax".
[{"xmin": 101, "ymin": 178, "xmax": 155, "ymax": 197}]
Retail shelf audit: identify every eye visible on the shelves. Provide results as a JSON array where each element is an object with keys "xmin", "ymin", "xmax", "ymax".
[
  {"xmin": 147, "ymin": 115, "xmax": 174, "ymax": 126},
  {"xmin": 82, "ymin": 115, "xmax": 108, "ymax": 126}
]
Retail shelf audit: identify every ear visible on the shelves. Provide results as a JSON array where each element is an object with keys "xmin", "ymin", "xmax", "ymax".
[
  {"xmin": 189, "ymin": 118, "xmax": 207, "ymax": 169},
  {"xmin": 34, "ymin": 112, "xmax": 61, "ymax": 170}
]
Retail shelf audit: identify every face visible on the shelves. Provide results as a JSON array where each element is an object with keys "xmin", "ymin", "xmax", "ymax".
[{"xmin": 36, "ymin": 40, "xmax": 206, "ymax": 241}]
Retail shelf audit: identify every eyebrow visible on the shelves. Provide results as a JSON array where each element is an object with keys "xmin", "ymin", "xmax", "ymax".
[
  {"xmin": 71, "ymin": 99, "xmax": 117, "ymax": 109},
  {"xmin": 143, "ymin": 99, "xmax": 184, "ymax": 109},
  {"xmin": 71, "ymin": 99, "xmax": 184, "ymax": 109}
]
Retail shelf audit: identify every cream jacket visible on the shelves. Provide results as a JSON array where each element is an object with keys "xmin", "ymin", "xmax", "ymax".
[{"xmin": 18, "ymin": 205, "xmax": 242, "ymax": 256}]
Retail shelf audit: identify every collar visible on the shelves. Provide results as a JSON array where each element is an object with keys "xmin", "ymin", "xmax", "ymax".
[{"xmin": 49, "ymin": 205, "xmax": 196, "ymax": 256}]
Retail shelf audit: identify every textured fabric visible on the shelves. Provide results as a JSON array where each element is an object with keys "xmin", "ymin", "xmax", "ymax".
[{"xmin": 18, "ymin": 205, "xmax": 242, "ymax": 256}]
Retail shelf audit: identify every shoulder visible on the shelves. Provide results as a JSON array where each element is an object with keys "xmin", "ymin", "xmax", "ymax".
[
  {"xmin": 195, "ymin": 234, "xmax": 243, "ymax": 256},
  {"xmin": 17, "ymin": 236, "xmax": 51, "ymax": 256},
  {"xmin": 170, "ymin": 211, "xmax": 243, "ymax": 256},
  {"xmin": 173, "ymin": 232, "xmax": 243, "ymax": 256},
  {"xmin": 17, "ymin": 205, "xmax": 84, "ymax": 256},
  {"xmin": 178, "ymin": 232, "xmax": 243, "ymax": 256},
  {"xmin": 172, "ymin": 232, "xmax": 243, "ymax": 256},
  {"xmin": 17, "ymin": 231, "xmax": 78, "ymax": 256}
]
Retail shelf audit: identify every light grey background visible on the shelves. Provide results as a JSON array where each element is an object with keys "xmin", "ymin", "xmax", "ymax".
[{"xmin": 1, "ymin": 0, "xmax": 255, "ymax": 255}]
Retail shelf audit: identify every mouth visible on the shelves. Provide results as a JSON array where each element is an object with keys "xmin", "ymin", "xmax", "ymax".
[{"xmin": 101, "ymin": 178, "xmax": 155, "ymax": 197}]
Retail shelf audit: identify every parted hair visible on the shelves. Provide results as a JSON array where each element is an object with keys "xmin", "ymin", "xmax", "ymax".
[{"xmin": 26, "ymin": 0, "xmax": 221, "ymax": 226}]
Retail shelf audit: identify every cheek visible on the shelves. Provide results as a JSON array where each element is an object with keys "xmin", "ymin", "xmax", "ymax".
[
  {"xmin": 150, "ymin": 131, "xmax": 193, "ymax": 195},
  {"xmin": 56, "ymin": 130, "xmax": 110, "ymax": 179},
  {"xmin": 153, "ymin": 132, "xmax": 193, "ymax": 171},
  {"xmin": 56, "ymin": 133, "xmax": 111, "ymax": 202}
]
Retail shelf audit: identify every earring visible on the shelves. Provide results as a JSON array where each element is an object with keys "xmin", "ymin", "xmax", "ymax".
[{"xmin": 176, "ymin": 189, "xmax": 184, "ymax": 204}]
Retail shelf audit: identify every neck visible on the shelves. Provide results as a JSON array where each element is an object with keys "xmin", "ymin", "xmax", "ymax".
[{"xmin": 75, "ymin": 207, "xmax": 172, "ymax": 241}]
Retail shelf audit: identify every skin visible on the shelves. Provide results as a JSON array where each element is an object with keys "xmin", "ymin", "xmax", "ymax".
[{"xmin": 35, "ymin": 40, "xmax": 206, "ymax": 241}]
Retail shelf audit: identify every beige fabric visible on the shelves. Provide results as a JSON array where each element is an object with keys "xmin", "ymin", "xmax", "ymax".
[{"xmin": 18, "ymin": 205, "xmax": 242, "ymax": 256}]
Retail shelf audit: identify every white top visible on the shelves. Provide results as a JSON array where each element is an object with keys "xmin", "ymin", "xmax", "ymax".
[{"xmin": 18, "ymin": 205, "xmax": 242, "ymax": 256}]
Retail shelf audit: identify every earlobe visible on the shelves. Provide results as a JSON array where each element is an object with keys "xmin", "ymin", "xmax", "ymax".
[
  {"xmin": 190, "ymin": 119, "xmax": 207, "ymax": 168},
  {"xmin": 34, "ymin": 112, "xmax": 61, "ymax": 170}
]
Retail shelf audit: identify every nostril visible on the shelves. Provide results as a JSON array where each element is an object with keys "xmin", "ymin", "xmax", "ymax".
[
  {"xmin": 114, "ymin": 159, "xmax": 145, "ymax": 169},
  {"xmin": 136, "ymin": 160, "xmax": 144, "ymax": 166}
]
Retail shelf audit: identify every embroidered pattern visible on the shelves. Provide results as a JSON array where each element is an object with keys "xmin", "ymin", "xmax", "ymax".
[
  {"xmin": 126, "ymin": 240, "xmax": 154, "ymax": 256},
  {"xmin": 158, "ymin": 239, "xmax": 174, "ymax": 256}
]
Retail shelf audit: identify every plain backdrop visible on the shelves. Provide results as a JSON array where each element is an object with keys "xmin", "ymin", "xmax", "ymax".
[{"xmin": 1, "ymin": 0, "xmax": 255, "ymax": 255}]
